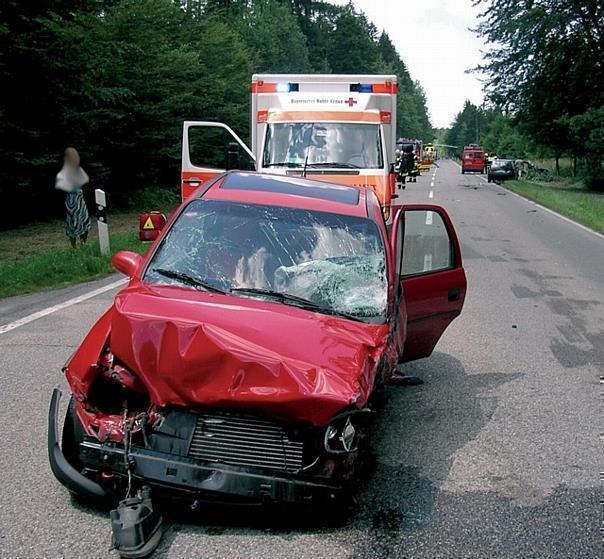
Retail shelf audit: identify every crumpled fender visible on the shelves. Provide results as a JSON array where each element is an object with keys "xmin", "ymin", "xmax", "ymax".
[
  {"xmin": 64, "ymin": 307, "xmax": 112, "ymax": 400},
  {"xmin": 63, "ymin": 283, "xmax": 393, "ymax": 426},
  {"xmin": 107, "ymin": 284, "xmax": 389, "ymax": 425}
]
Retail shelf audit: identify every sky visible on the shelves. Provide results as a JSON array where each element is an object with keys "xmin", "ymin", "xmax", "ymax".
[{"xmin": 333, "ymin": 0, "xmax": 488, "ymax": 128}]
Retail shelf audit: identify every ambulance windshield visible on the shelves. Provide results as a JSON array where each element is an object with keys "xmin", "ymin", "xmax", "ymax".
[{"xmin": 263, "ymin": 123, "xmax": 383, "ymax": 170}]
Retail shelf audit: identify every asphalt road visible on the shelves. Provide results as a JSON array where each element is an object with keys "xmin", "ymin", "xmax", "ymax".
[{"xmin": 0, "ymin": 159, "xmax": 602, "ymax": 558}]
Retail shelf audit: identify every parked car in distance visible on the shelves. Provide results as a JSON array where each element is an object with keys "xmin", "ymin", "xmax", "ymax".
[
  {"xmin": 49, "ymin": 172, "xmax": 466, "ymax": 518},
  {"xmin": 487, "ymin": 159, "xmax": 517, "ymax": 182}
]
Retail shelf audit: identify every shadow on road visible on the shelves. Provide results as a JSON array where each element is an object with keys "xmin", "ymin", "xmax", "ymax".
[
  {"xmin": 141, "ymin": 351, "xmax": 524, "ymax": 558},
  {"xmin": 347, "ymin": 352, "xmax": 523, "ymax": 557}
]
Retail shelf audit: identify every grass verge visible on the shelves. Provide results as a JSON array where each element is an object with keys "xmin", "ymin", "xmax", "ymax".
[
  {"xmin": 0, "ymin": 187, "xmax": 179, "ymax": 300},
  {"xmin": 0, "ymin": 231, "xmax": 149, "ymax": 299},
  {"xmin": 502, "ymin": 179, "xmax": 604, "ymax": 234}
]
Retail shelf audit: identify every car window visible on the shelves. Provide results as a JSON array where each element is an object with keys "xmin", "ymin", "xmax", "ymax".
[
  {"xmin": 401, "ymin": 210, "xmax": 453, "ymax": 276},
  {"xmin": 144, "ymin": 200, "xmax": 388, "ymax": 321}
]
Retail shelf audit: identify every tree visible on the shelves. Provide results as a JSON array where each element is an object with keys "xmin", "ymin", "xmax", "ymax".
[
  {"xmin": 473, "ymin": 0, "xmax": 604, "ymax": 186},
  {"xmin": 481, "ymin": 112, "xmax": 530, "ymax": 158},
  {"xmin": 0, "ymin": 0, "xmax": 435, "ymax": 225},
  {"xmin": 445, "ymin": 101, "xmax": 489, "ymax": 154},
  {"xmin": 326, "ymin": 5, "xmax": 381, "ymax": 73},
  {"xmin": 566, "ymin": 107, "xmax": 604, "ymax": 190},
  {"xmin": 232, "ymin": 0, "xmax": 311, "ymax": 73}
]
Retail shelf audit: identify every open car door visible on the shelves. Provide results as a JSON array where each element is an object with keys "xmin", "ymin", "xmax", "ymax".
[
  {"xmin": 181, "ymin": 121, "xmax": 256, "ymax": 199},
  {"xmin": 391, "ymin": 204, "xmax": 467, "ymax": 362}
]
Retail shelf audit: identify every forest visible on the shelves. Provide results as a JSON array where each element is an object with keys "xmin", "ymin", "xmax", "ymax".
[
  {"xmin": 0, "ymin": 0, "xmax": 433, "ymax": 227},
  {"xmin": 445, "ymin": 0, "xmax": 603, "ymax": 190}
]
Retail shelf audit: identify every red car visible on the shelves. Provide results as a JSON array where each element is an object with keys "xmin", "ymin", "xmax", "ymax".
[
  {"xmin": 49, "ymin": 172, "xmax": 465, "ymax": 550},
  {"xmin": 461, "ymin": 145, "xmax": 486, "ymax": 174}
]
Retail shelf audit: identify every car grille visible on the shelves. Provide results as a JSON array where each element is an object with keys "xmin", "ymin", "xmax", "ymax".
[{"xmin": 188, "ymin": 411, "xmax": 305, "ymax": 473}]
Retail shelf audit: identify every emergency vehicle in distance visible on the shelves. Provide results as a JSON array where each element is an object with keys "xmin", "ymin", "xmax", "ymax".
[
  {"xmin": 461, "ymin": 144, "xmax": 486, "ymax": 174},
  {"xmin": 181, "ymin": 74, "xmax": 399, "ymax": 220},
  {"xmin": 419, "ymin": 142, "xmax": 436, "ymax": 171},
  {"xmin": 395, "ymin": 137, "xmax": 421, "ymax": 184}
]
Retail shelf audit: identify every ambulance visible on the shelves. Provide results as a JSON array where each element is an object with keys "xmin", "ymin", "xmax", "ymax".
[{"xmin": 181, "ymin": 74, "xmax": 398, "ymax": 219}]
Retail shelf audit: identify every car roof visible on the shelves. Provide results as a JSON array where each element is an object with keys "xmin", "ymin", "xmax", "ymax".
[{"xmin": 200, "ymin": 171, "xmax": 370, "ymax": 218}]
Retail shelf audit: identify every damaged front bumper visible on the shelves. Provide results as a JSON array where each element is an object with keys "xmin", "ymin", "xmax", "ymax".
[
  {"xmin": 78, "ymin": 441, "xmax": 342, "ymax": 506},
  {"xmin": 48, "ymin": 389, "xmax": 108, "ymax": 500},
  {"xmin": 48, "ymin": 389, "xmax": 344, "ymax": 507}
]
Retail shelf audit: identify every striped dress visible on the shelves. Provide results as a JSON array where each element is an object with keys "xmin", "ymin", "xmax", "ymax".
[{"xmin": 65, "ymin": 188, "xmax": 91, "ymax": 238}]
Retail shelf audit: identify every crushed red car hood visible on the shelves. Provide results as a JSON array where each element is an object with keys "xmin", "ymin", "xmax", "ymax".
[{"xmin": 105, "ymin": 283, "xmax": 388, "ymax": 425}]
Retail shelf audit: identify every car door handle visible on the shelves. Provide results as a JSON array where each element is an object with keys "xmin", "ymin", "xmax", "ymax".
[{"xmin": 448, "ymin": 288, "xmax": 461, "ymax": 301}]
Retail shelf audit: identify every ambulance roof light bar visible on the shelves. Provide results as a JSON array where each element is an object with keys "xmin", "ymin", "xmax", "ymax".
[
  {"xmin": 349, "ymin": 82, "xmax": 397, "ymax": 93},
  {"xmin": 252, "ymin": 80, "xmax": 396, "ymax": 93},
  {"xmin": 275, "ymin": 82, "xmax": 299, "ymax": 93},
  {"xmin": 252, "ymin": 81, "xmax": 300, "ymax": 93},
  {"xmin": 350, "ymin": 83, "xmax": 373, "ymax": 93}
]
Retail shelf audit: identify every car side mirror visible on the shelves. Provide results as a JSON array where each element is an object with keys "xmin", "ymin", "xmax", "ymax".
[
  {"xmin": 225, "ymin": 141, "xmax": 241, "ymax": 170},
  {"xmin": 112, "ymin": 250, "xmax": 142, "ymax": 278}
]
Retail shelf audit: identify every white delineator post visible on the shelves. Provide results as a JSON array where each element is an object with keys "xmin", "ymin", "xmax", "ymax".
[{"xmin": 95, "ymin": 188, "xmax": 110, "ymax": 255}]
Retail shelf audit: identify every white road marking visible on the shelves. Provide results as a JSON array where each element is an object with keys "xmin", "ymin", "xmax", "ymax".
[
  {"xmin": 451, "ymin": 160, "xmax": 603, "ymax": 239},
  {"xmin": 426, "ymin": 211, "xmax": 433, "ymax": 225},
  {"xmin": 0, "ymin": 278, "xmax": 127, "ymax": 335},
  {"xmin": 429, "ymin": 190, "xmax": 434, "ymax": 199},
  {"xmin": 423, "ymin": 254, "xmax": 433, "ymax": 271}
]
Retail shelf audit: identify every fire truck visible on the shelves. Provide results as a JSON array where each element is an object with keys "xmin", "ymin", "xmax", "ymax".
[
  {"xmin": 181, "ymin": 74, "xmax": 399, "ymax": 219},
  {"xmin": 461, "ymin": 144, "xmax": 486, "ymax": 174}
]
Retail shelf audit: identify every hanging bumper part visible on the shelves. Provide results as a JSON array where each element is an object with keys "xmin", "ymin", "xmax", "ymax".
[{"xmin": 110, "ymin": 486, "xmax": 163, "ymax": 559}]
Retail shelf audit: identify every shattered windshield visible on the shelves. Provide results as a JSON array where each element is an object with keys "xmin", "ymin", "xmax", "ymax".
[
  {"xmin": 263, "ymin": 122, "xmax": 383, "ymax": 170},
  {"xmin": 144, "ymin": 200, "xmax": 387, "ymax": 321}
]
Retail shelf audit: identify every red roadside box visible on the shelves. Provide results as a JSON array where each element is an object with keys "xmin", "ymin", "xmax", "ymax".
[{"xmin": 139, "ymin": 211, "xmax": 166, "ymax": 242}]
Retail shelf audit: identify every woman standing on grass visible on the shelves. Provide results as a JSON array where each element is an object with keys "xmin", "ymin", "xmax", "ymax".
[{"xmin": 55, "ymin": 147, "xmax": 91, "ymax": 248}]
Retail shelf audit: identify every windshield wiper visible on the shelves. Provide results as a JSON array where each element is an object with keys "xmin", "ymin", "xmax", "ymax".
[
  {"xmin": 263, "ymin": 162, "xmax": 304, "ymax": 168},
  {"xmin": 153, "ymin": 268, "xmax": 227, "ymax": 294},
  {"xmin": 230, "ymin": 287, "xmax": 364, "ymax": 322},
  {"xmin": 305, "ymin": 162, "xmax": 361, "ymax": 169}
]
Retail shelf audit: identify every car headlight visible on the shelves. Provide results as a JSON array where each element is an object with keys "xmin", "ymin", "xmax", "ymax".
[{"xmin": 324, "ymin": 417, "xmax": 357, "ymax": 454}]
